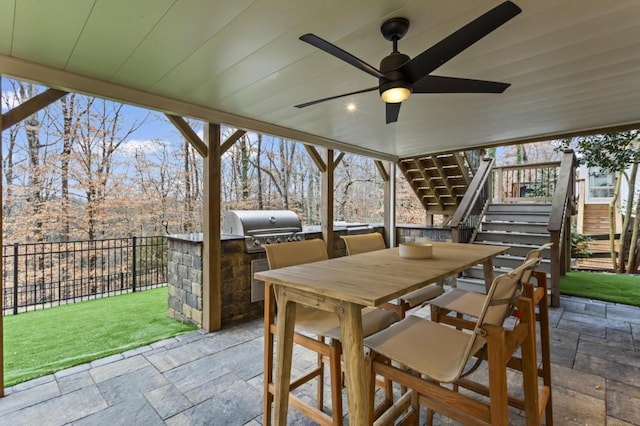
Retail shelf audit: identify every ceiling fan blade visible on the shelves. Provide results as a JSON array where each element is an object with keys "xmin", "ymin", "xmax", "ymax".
[
  {"xmin": 386, "ymin": 102, "xmax": 402, "ymax": 124},
  {"xmin": 412, "ymin": 75, "xmax": 510, "ymax": 93},
  {"xmin": 300, "ymin": 34, "xmax": 385, "ymax": 79},
  {"xmin": 400, "ymin": 1, "xmax": 521, "ymax": 83},
  {"xmin": 294, "ymin": 86, "xmax": 379, "ymax": 108}
]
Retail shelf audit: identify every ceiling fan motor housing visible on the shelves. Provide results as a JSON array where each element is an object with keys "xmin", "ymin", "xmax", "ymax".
[{"xmin": 379, "ymin": 52, "xmax": 412, "ymax": 96}]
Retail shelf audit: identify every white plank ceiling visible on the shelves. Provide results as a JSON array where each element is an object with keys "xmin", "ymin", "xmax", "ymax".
[{"xmin": 1, "ymin": 0, "xmax": 640, "ymax": 160}]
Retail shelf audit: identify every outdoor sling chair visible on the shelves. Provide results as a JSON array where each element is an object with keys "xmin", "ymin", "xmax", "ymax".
[
  {"xmin": 426, "ymin": 242, "xmax": 554, "ymax": 424},
  {"xmin": 364, "ymin": 258, "xmax": 544, "ymax": 425}
]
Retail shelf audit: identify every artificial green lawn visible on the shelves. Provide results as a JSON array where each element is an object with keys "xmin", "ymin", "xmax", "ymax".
[
  {"xmin": 560, "ymin": 271, "xmax": 640, "ymax": 306},
  {"xmin": 3, "ymin": 287, "xmax": 197, "ymax": 387}
]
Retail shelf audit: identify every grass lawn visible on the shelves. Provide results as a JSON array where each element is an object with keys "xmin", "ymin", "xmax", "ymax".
[
  {"xmin": 3, "ymin": 287, "xmax": 197, "ymax": 387},
  {"xmin": 560, "ymin": 271, "xmax": 640, "ymax": 306}
]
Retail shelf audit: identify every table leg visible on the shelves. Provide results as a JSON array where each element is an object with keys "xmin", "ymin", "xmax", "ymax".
[
  {"xmin": 273, "ymin": 285, "xmax": 297, "ymax": 426},
  {"xmin": 482, "ymin": 260, "xmax": 495, "ymax": 293},
  {"xmin": 338, "ymin": 301, "xmax": 369, "ymax": 425},
  {"xmin": 263, "ymin": 282, "xmax": 275, "ymax": 425}
]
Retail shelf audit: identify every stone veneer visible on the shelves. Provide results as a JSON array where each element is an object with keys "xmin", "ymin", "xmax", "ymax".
[{"xmin": 167, "ymin": 227, "xmax": 384, "ymax": 329}]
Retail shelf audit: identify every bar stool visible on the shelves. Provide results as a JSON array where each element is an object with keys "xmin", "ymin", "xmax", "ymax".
[
  {"xmin": 364, "ymin": 259, "xmax": 543, "ymax": 425},
  {"xmin": 427, "ymin": 243, "xmax": 553, "ymax": 425},
  {"xmin": 263, "ymin": 239, "xmax": 399, "ymax": 425},
  {"xmin": 341, "ymin": 233, "xmax": 444, "ymax": 318}
]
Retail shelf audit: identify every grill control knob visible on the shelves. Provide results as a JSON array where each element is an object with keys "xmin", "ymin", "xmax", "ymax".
[
  {"xmin": 265, "ymin": 238, "xmax": 272, "ymax": 244},
  {"xmin": 253, "ymin": 239, "xmax": 261, "ymax": 246},
  {"xmin": 275, "ymin": 237, "xmax": 281, "ymax": 243}
]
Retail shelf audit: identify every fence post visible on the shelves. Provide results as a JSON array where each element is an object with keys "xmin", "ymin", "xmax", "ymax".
[
  {"xmin": 13, "ymin": 243, "xmax": 18, "ymax": 315},
  {"xmin": 132, "ymin": 236, "xmax": 137, "ymax": 292}
]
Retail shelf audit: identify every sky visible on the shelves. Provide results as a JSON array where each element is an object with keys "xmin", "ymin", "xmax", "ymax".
[{"xmin": 1, "ymin": 77, "xmax": 207, "ymax": 160}]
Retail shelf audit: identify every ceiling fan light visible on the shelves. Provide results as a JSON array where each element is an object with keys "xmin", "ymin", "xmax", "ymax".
[{"xmin": 381, "ymin": 86, "xmax": 411, "ymax": 103}]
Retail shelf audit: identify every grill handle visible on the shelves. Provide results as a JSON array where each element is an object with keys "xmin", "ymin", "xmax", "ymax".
[{"xmin": 245, "ymin": 227, "xmax": 301, "ymax": 236}]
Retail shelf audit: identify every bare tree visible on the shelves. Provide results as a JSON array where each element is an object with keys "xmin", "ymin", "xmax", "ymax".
[
  {"xmin": 1, "ymin": 81, "xmax": 22, "ymax": 220},
  {"xmin": 58, "ymin": 93, "xmax": 76, "ymax": 241},
  {"xmin": 70, "ymin": 98, "xmax": 147, "ymax": 239}
]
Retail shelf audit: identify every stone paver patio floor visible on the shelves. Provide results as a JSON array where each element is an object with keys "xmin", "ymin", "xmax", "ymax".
[{"xmin": 1, "ymin": 295, "xmax": 639, "ymax": 425}]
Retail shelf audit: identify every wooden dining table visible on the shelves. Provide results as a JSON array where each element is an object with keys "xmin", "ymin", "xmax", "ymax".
[{"xmin": 255, "ymin": 241, "xmax": 509, "ymax": 425}]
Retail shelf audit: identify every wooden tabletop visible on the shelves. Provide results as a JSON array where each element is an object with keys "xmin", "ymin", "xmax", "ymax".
[{"xmin": 255, "ymin": 241, "xmax": 508, "ymax": 307}]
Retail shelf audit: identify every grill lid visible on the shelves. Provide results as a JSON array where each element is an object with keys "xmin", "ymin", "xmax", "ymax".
[{"xmin": 223, "ymin": 210, "xmax": 302, "ymax": 236}]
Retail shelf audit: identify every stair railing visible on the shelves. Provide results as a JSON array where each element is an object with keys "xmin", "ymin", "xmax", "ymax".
[
  {"xmin": 492, "ymin": 161, "xmax": 561, "ymax": 203},
  {"xmin": 548, "ymin": 149, "xmax": 578, "ymax": 307},
  {"xmin": 450, "ymin": 156, "xmax": 495, "ymax": 243}
]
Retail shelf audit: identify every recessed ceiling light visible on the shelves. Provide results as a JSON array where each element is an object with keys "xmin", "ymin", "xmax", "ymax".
[{"xmin": 346, "ymin": 103, "xmax": 356, "ymax": 112}]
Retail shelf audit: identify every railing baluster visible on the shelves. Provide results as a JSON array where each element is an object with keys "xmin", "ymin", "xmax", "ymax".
[
  {"xmin": 13, "ymin": 243, "xmax": 18, "ymax": 315},
  {"xmin": 132, "ymin": 236, "xmax": 137, "ymax": 292}
]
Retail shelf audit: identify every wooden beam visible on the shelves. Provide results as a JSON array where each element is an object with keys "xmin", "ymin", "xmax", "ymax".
[
  {"xmin": 453, "ymin": 152, "xmax": 472, "ymax": 186},
  {"xmin": 375, "ymin": 160, "xmax": 390, "ymax": 181},
  {"xmin": 1, "ymin": 88, "xmax": 67, "ymax": 130},
  {"xmin": 220, "ymin": 129, "xmax": 246, "ymax": 154},
  {"xmin": 322, "ymin": 149, "xmax": 335, "ymax": 257},
  {"xmin": 431, "ymin": 155, "xmax": 455, "ymax": 198},
  {"xmin": 397, "ymin": 159, "xmax": 430, "ymax": 211},
  {"xmin": 334, "ymin": 152, "xmax": 345, "ymax": 167},
  {"xmin": 0, "ymin": 76, "xmax": 4, "ymax": 397},
  {"xmin": 415, "ymin": 157, "xmax": 444, "ymax": 210},
  {"xmin": 0, "ymin": 55, "xmax": 397, "ymax": 161},
  {"xmin": 202, "ymin": 123, "xmax": 222, "ymax": 331},
  {"xmin": 304, "ymin": 145, "xmax": 327, "ymax": 172},
  {"xmin": 165, "ymin": 114, "xmax": 208, "ymax": 157}
]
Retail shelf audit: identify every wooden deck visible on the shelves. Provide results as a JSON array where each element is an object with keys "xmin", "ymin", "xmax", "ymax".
[{"xmin": 576, "ymin": 239, "xmax": 616, "ymax": 272}]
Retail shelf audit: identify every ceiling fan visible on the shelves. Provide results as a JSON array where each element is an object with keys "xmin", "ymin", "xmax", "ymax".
[{"xmin": 295, "ymin": 1, "xmax": 521, "ymax": 124}]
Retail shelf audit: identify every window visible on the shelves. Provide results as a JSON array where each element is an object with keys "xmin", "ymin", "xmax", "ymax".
[{"xmin": 588, "ymin": 168, "xmax": 615, "ymax": 199}]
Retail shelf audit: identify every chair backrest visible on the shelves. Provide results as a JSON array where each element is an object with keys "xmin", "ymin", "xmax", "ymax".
[
  {"xmin": 341, "ymin": 233, "xmax": 386, "ymax": 255},
  {"xmin": 450, "ymin": 257, "xmax": 541, "ymax": 381},
  {"xmin": 522, "ymin": 242, "xmax": 552, "ymax": 284},
  {"xmin": 264, "ymin": 239, "xmax": 329, "ymax": 270}
]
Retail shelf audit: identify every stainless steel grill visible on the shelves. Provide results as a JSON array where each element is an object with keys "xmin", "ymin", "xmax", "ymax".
[{"xmin": 223, "ymin": 210, "xmax": 304, "ymax": 253}]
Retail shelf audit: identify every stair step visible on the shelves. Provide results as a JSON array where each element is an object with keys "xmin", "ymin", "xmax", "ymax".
[
  {"xmin": 494, "ymin": 255, "xmax": 552, "ymax": 272},
  {"xmin": 475, "ymin": 231, "xmax": 550, "ymax": 246},
  {"xmin": 454, "ymin": 277, "xmax": 487, "ymax": 293},
  {"xmin": 482, "ymin": 221, "xmax": 548, "ymax": 234},
  {"xmin": 463, "ymin": 258, "xmax": 551, "ymax": 279},
  {"xmin": 473, "ymin": 241, "xmax": 551, "ymax": 258},
  {"xmin": 487, "ymin": 203, "xmax": 552, "ymax": 213},
  {"xmin": 484, "ymin": 212, "xmax": 550, "ymax": 224}
]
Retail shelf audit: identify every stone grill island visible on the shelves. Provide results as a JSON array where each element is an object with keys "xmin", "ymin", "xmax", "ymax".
[{"xmin": 166, "ymin": 224, "xmax": 450, "ymax": 328}]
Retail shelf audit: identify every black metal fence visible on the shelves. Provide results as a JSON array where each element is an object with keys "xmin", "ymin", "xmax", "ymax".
[{"xmin": 2, "ymin": 236, "xmax": 167, "ymax": 316}]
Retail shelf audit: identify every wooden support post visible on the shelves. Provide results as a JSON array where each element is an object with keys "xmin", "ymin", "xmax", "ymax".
[
  {"xmin": 202, "ymin": 123, "xmax": 222, "ymax": 331},
  {"xmin": 380, "ymin": 161, "xmax": 396, "ymax": 247},
  {"xmin": 322, "ymin": 149, "xmax": 335, "ymax": 258},
  {"xmin": 496, "ymin": 167, "xmax": 504, "ymax": 204},
  {"xmin": 0, "ymin": 76, "xmax": 4, "ymax": 397}
]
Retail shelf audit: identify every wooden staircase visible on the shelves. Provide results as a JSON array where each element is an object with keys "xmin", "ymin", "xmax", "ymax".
[
  {"xmin": 397, "ymin": 152, "xmax": 473, "ymax": 214},
  {"xmin": 394, "ymin": 150, "xmax": 578, "ymax": 303},
  {"xmin": 458, "ymin": 203, "xmax": 553, "ymax": 291}
]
